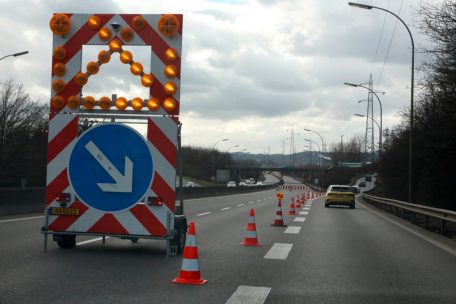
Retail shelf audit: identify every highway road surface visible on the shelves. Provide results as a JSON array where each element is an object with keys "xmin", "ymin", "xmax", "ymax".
[{"xmin": 1, "ymin": 177, "xmax": 455, "ymax": 304}]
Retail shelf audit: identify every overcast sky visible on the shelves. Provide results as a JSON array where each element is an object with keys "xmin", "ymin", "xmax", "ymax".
[{"xmin": 0, "ymin": 0, "xmax": 436, "ymax": 154}]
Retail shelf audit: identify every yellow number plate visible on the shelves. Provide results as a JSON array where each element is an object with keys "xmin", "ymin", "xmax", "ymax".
[{"xmin": 51, "ymin": 207, "xmax": 80, "ymax": 216}]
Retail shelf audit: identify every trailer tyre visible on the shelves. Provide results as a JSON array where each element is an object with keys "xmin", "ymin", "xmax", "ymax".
[
  {"xmin": 171, "ymin": 217, "xmax": 187, "ymax": 254},
  {"xmin": 56, "ymin": 235, "xmax": 76, "ymax": 249}
]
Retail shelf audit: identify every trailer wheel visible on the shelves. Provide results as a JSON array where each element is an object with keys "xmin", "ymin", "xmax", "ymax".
[
  {"xmin": 56, "ymin": 235, "xmax": 76, "ymax": 249},
  {"xmin": 171, "ymin": 217, "xmax": 187, "ymax": 254}
]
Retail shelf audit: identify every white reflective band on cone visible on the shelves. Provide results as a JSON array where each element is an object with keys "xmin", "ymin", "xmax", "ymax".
[{"xmin": 181, "ymin": 258, "xmax": 200, "ymax": 272}]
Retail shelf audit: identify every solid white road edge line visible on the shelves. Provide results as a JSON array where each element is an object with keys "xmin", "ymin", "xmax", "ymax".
[
  {"xmin": 0, "ymin": 215, "xmax": 44, "ymax": 223},
  {"xmin": 264, "ymin": 243, "xmax": 293, "ymax": 260},
  {"xmin": 225, "ymin": 286, "xmax": 271, "ymax": 304}
]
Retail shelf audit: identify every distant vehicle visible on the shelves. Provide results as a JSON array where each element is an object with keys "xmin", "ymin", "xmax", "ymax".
[
  {"xmin": 350, "ymin": 186, "xmax": 360, "ymax": 194},
  {"xmin": 185, "ymin": 182, "xmax": 197, "ymax": 187},
  {"xmin": 239, "ymin": 181, "xmax": 247, "ymax": 186},
  {"xmin": 365, "ymin": 175, "xmax": 372, "ymax": 182},
  {"xmin": 227, "ymin": 181, "xmax": 236, "ymax": 187},
  {"xmin": 358, "ymin": 181, "xmax": 366, "ymax": 187},
  {"xmin": 325, "ymin": 185, "xmax": 355, "ymax": 209},
  {"xmin": 255, "ymin": 181, "xmax": 263, "ymax": 186}
]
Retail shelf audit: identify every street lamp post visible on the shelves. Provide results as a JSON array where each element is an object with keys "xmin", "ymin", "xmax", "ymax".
[
  {"xmin": 304, "ymin": 128, "xmax": 325, "ymax": 152},
  {"xmin": 226, "ymin": 145, "xmax": 240, "ymax": 169},
  {"xmin": 211, "ymin": 138, "xmax": 228, "ymax": 181},
  {"xmin": 348, "ymin": 1, "xmax": 415, "ymax": 204},
  {"xmin": 344, "ymin": 82, "xmax": 383, "ymax": 154},
  {"xmin": 305, "ymin": 139, "xmax": 322, "ymax": 187},
  {"xmin": 0, "ymin": 51, "xmax": 29, "ymax": 61}
]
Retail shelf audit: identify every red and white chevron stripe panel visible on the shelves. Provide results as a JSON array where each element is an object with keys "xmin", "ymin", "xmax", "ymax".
[{"xmin": 45, "ymin": 14, "xmax": 182, "ymax": 237}]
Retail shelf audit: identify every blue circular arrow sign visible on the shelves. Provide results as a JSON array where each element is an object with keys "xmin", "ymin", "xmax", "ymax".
[{"xmin": 68, "ymin": 124, "xmax": 153, "ymax": 212}]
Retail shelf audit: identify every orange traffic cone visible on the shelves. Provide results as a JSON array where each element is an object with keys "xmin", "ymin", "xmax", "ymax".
[
  {"xmin": 172, "ymin": 222, "xmax": 208, "ymax": 285},
  {"xmin": 241, "ymin": 209, "xmax": 260, "ymax": 246},
  {"xmin": 271, "ymin": 199, "xmax": 287, "ymax": 227},
  {"xmin": 288, "ymin": 198, "xmax": 296, "ymax": 215}
]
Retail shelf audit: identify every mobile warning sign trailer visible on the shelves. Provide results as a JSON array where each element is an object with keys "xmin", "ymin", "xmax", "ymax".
[{"xmin": 42, "ymin": 13, "xmax": 186, "ymax": 256}]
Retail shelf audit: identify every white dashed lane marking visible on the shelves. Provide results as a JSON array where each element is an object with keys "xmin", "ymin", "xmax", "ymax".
[
  {"xmin": 302, "ymin": 207, "xmax": 310, "ymax": 210},
  {"xmin": 221, "ymin": 207, "xmax": 231, "ymax": 211},
  {"xmin": 264, "ymin": 243, "xmax": 293, "ymax": 260},
  {"xmin": 256, "ymin": 199, "xmax": 262, "ymax": 202},
  {"xmin": 248, "ymin": 201, "xmax": 254, "ymax": 204},
  {"xmin": 293, "ymin": 217, "xmax": 306, "ymax": 222},
  {"xmin": 284, "ymin": 226, "xmax": 301, "ymax": 234},
  {"xmin": 236, "ymin": 204, "xmax": 245, "ymax": 207},
  {"xmin": 197, "ymin": 212, "xmax": 211, "ymax": 216},
  {"xmin": 299, "ymin": 211, "xmax": 308, "ymax": 215},
  {"xmin": 225, "ymin": 286, "xmax": 271, "ymax": 304}
]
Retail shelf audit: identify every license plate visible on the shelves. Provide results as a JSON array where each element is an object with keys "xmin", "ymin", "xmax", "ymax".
[{"xmin": 50, "ymin": 207, "xmax": 80, "ymax": 216}]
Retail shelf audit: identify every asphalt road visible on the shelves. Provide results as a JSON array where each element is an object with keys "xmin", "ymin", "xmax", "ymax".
[{"xmin": 1, "ymin": 177, "xmax": 455, "ymax": 304}]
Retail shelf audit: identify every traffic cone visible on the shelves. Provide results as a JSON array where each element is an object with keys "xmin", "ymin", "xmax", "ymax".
[
  {"xmin": 271, "ymin": 199, "xmax": 287, "ymax": 227},
  {"xmin": 172, "ymin": 222, "xmax": 208, "ymax": 285},
  {"xmin": 241, "ymin": 209, "xmax": 260, "ymax": 246},
  {"xmin": 295, "ymin": 196, "xmax": 301, "ymax": 209},
  {"xmin": 288, "ymin": 198, "xmax": 296, "ymax": 215}
]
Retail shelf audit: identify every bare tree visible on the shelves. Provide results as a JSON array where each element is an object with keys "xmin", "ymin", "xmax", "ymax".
[{"xmin": 0, "ymin": 79, "xmax": 48, "ymax": 186}]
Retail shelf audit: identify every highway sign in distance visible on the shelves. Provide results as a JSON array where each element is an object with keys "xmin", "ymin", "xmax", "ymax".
[{"xmin": 68, "ymin": 124, "xmax": 153, "ymax": 212}]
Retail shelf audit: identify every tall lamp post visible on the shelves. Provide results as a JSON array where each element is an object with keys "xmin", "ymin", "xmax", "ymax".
[
  {"xmin": 348, "ymin": 1, "xmax": 415, "ymax": 204},
  {"xmin": 304, "ymin": 128, "xmax": 325, "ymax": 152},
  {"xmin": 344, "ymin": 82, "xmax": 383, "ymax": 153},
  {"xmin": 0, "ymin": 51, "xmax": 29, "ymax": 61},
  {"xmin": 225, "ymin": 145, "xmax": 240, "ymax": 169},
  {"xmin": 305, "ymin": 139, "xmax": 322, "ymax": 187},
  {"xmin": 211, "ymin": 138, "xmax": 228, "ymax": 181}
]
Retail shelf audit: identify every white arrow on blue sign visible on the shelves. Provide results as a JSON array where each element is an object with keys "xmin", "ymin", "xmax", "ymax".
[{"xmin": 68, "ymin": 124, "xmax": 154, "ymax": 212}]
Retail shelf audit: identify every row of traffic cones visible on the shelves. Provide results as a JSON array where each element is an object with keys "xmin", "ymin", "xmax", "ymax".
[{"xmin": 173, "ymin": 191, "xmax": 317, "ymax": 285}]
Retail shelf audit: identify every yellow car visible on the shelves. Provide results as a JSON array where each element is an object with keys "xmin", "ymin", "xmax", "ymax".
[{"xmin": 325, "ymin": 185, "xmax": 355, "ymax": 209}]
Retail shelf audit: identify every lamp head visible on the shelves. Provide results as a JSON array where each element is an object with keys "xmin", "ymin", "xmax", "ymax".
[{"xmin": 348, "ymin": 2, "xmax": 373, "ymax": 9}]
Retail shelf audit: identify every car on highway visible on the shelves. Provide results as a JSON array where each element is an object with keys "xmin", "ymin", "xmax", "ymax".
[
  {"xmin": 325, "ymin": 185, "xmax": 356, "ymax": 209},
  {"xmin": 350, "ymin": 185, "xmax": 360, "ymax": 194},
  {"xmin": 365, "ymin": 175, "xmax": 372, "ymax": 182},
  {"xmin": 255, "ymin": 181, "xmax": 263, "ymax": 186},
  {"xmin": 358, "ymin": 181, "xmax": 366, "ymax": 187},
  {"xmin": 227, "ymin": 181, "xmax": 236, "ymax": 187}
]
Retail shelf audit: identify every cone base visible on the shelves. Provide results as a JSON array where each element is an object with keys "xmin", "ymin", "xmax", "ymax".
[
  {"xmin": 241, "ymin": 241, "xmax": 261, "ymax": 246},
  {"xmin": 271, "ymin": 223, "xmax": 287, "ymax": 227},
  {"xmin": 172, "ymin": 277, "xmax": 208, "ymax": 285}
]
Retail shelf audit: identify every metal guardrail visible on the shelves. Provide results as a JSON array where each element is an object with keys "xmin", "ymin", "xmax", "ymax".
[{"xmin": 362, "ymin": 193, "xmax": 456, "ymax": 236}]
